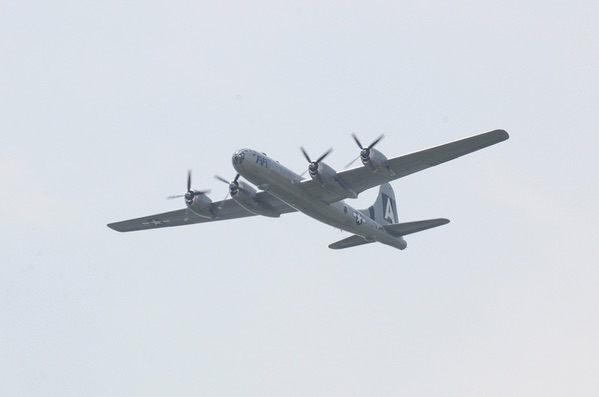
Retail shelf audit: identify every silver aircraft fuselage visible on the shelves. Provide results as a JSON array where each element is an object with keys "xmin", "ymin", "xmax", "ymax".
[{"xmin": 233, "ymin": 149, "xmax": 407, "ymax": 250}]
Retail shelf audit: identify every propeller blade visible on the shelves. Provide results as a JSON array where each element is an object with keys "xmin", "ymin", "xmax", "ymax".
[
  {"xmin": 215, "ymin": 174, "xmax": 240, "ymax": 209},
  {"xmin": 315, "ymin": 147, "xmax": 333, "ymax": 164},
  {"xmin": 300, "ymin": 147, "xmax": 312, "ymax": 163},
  {"xmin": 300, "ymin": 147, "xmax": 332, "ymax": 175},
  {"xmin": 368, "ymin": 134, "xmax": 385, "ymax": 149},
  {"xmin": 168, "ymin": 170, "xmax": 211, "ymax": 201},
  {"xmin": 352, "ymin": 133, "xmax": 363, "ymax": 149},
  {"xmin": 217, "ymin": 191, "xmax": 230, "ymax": 209},
  {"xmin": 344, "ymin": 155, "xmax": 360, "ymax": 169},
  {"xmin": 214, "ymin": 175, "xmax": 229, "ymax": 184}
]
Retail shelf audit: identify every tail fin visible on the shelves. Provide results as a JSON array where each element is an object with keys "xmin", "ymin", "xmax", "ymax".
[{"xmin": 361, "ymin": 183, "xmax": 398, "ymax": 225}]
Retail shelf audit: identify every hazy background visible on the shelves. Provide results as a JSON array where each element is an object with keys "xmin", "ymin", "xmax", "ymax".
[{"xmin": 2, "ymin": 1, "xmax": 598, "ymax": 396}]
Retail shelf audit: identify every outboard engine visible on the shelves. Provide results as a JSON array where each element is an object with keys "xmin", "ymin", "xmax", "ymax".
[
  {"xmin": 352, "ymin": 133, "xmax": 395, "ymax": 176},
  {"xmin": 167, "ymin": 170, "xmax": 215, "ymax": 218}
]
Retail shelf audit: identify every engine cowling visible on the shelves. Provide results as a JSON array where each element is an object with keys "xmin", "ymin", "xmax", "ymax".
[
  {"xmin": 186, "ymin": 192, "xmax": 216, "ymax": 219},
  {"xmin": 168, "ymin": 171, "xmax": 215, "ymax": 219},
  {"xmin": 309, "ymin": 161, "xmax": 337, "ymax": 186},
  {"xmin": 361, "ymin": 147, "xmax": 395, "ymax": 176},
  {"xmin": 308, "ymin": 161, "xmax": 358, "ymax": 198},
  {"xmin": 351, "ymin": 133, "xmax": 394, "ymax": 176},
  {"xmin": 231, "ymin": 181, "xmax": 280, "ymax": 218}
]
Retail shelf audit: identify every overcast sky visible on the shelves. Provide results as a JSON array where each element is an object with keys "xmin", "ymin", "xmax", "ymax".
[{"xmin": 1, "ymin": 1, "xmax": 598, "ymax": 396}]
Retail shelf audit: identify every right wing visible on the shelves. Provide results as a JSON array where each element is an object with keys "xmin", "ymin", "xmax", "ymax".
[
  {"xmin": 299, "ymin": 129, "xmax": 509, "ymax": 203},
  {"xmin": 107, "ymin": 192, "xmax": 296, "ymax": 232}
]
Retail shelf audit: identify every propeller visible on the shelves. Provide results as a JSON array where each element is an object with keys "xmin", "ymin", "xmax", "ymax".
[
  {"xmin": 215, "ymin": 173, "xmax": 241, "ymax": 196},
  {"xmin": 167, "ymin": 170, "xmax": 210, "ymax": 204},
  {"xmin": 300, "ymin": 147, "xmax": 333, "ymax": 177},
  {"xmin": 345, "ymin": 133, "xmax": 385, "ymax": 168},
  {"xmin": 214, "ymin": 174, "xmax": 241, "ymax": 210}
]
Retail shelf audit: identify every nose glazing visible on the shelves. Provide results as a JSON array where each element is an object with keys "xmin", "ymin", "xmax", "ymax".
[{"xmin": 232, "ymin": 150, "xmax": 246, "ymax": 165}]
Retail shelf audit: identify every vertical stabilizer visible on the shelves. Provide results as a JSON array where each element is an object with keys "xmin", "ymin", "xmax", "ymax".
[{"xmin": 361, "ymin": 183, "xmax": 398, "ymax": 225}]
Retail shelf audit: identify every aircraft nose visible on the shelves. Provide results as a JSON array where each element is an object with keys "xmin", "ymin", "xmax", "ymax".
[{"xmin": 232, "ymin": 149, "xmax": 246, "ymax": 166}]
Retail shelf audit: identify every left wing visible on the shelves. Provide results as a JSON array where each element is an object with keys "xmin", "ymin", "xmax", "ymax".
[
  {"xmin": 300, "ymin": 129, "xmax": 509, "ymax": 203},
  {"xmin": 107, "ymin": 192, "xmax": 296, "ymax": 232}
]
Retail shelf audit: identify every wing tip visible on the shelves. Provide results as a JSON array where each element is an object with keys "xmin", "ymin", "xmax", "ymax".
[
  {"xmin": 107, "ymin": 223, "xmax": 124, "ymax": 232},
  {"xmin": 493, "ymin": 129, "xmax": 510, "ymax": 141}
]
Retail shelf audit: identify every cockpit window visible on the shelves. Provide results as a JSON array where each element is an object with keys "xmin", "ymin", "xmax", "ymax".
[{"xmin": 233, "ymin": 150, "xmax": 245, "ymax": 165}]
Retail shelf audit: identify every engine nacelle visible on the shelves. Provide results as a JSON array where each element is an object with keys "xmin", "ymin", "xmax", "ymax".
[
  {"xmin": 186, "ymin": 193, "xmax": 216, "ymax": 219},
  {"xmin": 309, "ymin": 162, "xmax": 358, "ymax": 198},
  {"xmin": 309, "ymin": 161, "xmax": 337, "ymax": 187},
  {"xmin": 362, "ymin": 148, "xmax": 395, "ymax": 176},
  {"xmin": 232, "ymin": 181, "xmax": 280, "ymax": 218}
]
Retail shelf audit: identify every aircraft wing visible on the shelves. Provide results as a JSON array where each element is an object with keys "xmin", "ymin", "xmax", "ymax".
[
  {"xmin": 107, "ymin": 192, "xmax": 296, "ymax": 232},
  {"xmin": 300, "ymin": 129, "xmax": 509, "ymax": 203},
  {"xmin": 329, "ymin": 235, "xmax": 374, "ymax": 250}
]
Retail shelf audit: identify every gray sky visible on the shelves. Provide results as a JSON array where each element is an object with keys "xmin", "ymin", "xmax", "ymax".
[{"xmin": 1, "ymin": 1, "xmax": 598, "ymax": 396}]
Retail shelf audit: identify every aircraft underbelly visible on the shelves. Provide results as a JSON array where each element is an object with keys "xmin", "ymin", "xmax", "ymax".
[
  {"xmin": 268, "ymin": 184, "xmax": 407, "ymax": 250},
  {"xmin": 236, "ymin": 152, "xmax": 403, "ymax": 246},
  {"xmin": 267, "ymin": 184, "xmax": 380, "ymax": 238}
]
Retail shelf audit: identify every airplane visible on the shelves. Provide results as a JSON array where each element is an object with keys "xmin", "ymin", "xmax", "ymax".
[{"xmin": 107, "ymin": 129, "xmax": 509, "ymax": 250}]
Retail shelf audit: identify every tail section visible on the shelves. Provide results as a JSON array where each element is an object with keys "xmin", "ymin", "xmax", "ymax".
[
  {"xmin": 328, "ymin": 183, "xmax": 450, "ymax": 251},
  {"xmin": 361, "ymin": 183, "xmax": 398, "ymax": 225},
  {"xmin": 328, "ymin": 234, "xmax": 373, "ymax": 250},
  {"xmin": 383, "ymin": 218, "xmax": 449, "ymax": 237}
]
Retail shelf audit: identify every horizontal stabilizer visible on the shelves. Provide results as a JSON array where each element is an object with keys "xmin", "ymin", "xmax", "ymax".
[
  {"xmin": 383, "ymin": 218, "xmax": 449, "ymax": 237},
  {"xmin": 329, "ymin": 235, "xmax": 374, "ymax": 250}
]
